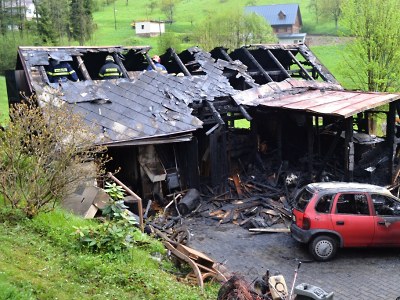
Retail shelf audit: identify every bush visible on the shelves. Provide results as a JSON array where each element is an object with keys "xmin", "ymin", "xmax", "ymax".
[
  {"xmin": 0, "ymin": 97, "xmax": 107, "ymax": 218},
  {"xmin": 73, "ymin": 182, "xmax": 163, "ymax": 253}
]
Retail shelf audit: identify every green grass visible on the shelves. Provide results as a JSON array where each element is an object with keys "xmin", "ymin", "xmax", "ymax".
[
  {"xmin": 0, "ymin": 76, "xmax": 8, "ymax": 125},
  {"xmin": 89, "ymin": 0, "xmax": 340, "ymax": 49},
  {"xmin": 310, "ymin": 44, "xmax": 357, "ymax": 90},
  {"xmin": 0, "ymin": 208, "xmax": 217, "ymax": 300}
]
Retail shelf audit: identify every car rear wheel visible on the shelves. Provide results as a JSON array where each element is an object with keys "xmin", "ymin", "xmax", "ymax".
[{"xmin": 309, "ymin": 235, "xmax": 338, "ymax": 261}]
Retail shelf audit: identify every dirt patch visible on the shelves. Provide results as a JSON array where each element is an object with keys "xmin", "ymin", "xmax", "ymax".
[{"xmin": 305, "ymin": 34, "xmax": 352, "ymax": 46}]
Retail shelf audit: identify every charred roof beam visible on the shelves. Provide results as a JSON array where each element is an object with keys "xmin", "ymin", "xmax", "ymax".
[
  {"xmin": 239, "ymin": 105, "xmax": 252, "ymax": 121},
  {"xmin": 76, "ymin": 56, "xmax": 92, "ymax": 80},
  {"xmin": 242, "ymin": 47, "xmax": 273, "ymax": 83},
  {"xmin": 267, "ymin": 50, "xmax": 291, "ymax": 79},
  {"xmin": 297, "ymin": 45, "xmax": 339, "ymax": 84},
  {"xmin": 217, "ymin": 47, "xmax": 233, "ymax": 62},
  {"xmin": 205, "ymin": 101, "xmax": 225, "ymax": 125},
  {"xmin": 113, "ymin": 53, "xmax": 131, "ymax": 79},
  {"xmin": 170, "ymin": 48, "xmax": 192, "ymax": 76},
  {"xmin": 145, "ymin": 53, "xmax": 157, "ymax": 70},
  {"xmin": 287, "ymin": 51, "xmax": 314, "ymax": 81},
  {"xmin": 38, "ymin": 66, "xmax": 50, "ymax": 84}
]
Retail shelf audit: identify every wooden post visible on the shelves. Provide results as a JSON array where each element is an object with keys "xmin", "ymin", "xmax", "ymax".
[
  {"xmin": 76, "ymin": 56, "xmax": 91, "ymax": 80},
  {"xmin": 344, "ymin": 117, "xmax": 354, "ymax": 182},
  {"xmin": 307, "ymin": 115, "xmax": 314, "ymax": 179},
  {"xmin": 387, "ymin": 102, "xmax": 397, "ymax": 183},
  {"xmin": 277, "ymin": 113, "xmax": 282, "ymax": 162},
  {"xmin": 107, "ymin": 172, "xmax": 144, "ymax": 232}
]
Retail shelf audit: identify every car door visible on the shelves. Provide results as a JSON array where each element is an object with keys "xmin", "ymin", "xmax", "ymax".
[
  {"xmin": 331, "ymin": 192, "xmax": 375, "ymax": 247},
  {"xmin": 371, "ymin": 194, "xmax": 400, "ymax": 246}
]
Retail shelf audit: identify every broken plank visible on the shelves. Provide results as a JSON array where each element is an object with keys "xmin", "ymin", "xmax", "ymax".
[
  {"xmin": 232, "ymin": 174, "xmax": 244, "ymax": 197},
  {"xmin": 249, "ymin": 228, "xmax": 290, "ymax": 233}
]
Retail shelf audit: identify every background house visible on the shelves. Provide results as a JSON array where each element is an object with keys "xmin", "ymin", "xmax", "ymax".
[
  {"xmin": 133, "ymin": 20, "xmax": 165, "ymax": 37},
  {"xmin": 245, "ymin": 4, "xmax": 305, "ymax": 44},
  {"xmin": 3, "ymin": 0, "xmax": 36, "ymax": 22}
]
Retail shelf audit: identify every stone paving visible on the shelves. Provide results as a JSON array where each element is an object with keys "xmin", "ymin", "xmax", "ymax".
[{"xmin": 187, "ymin": 217, "xmax": 400, "ymax": 300}]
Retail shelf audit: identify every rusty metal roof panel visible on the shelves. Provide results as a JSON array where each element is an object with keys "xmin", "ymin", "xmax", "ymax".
[{"xmin": 233, "ymin": 79, "xmax": 400, "ymax": 117}]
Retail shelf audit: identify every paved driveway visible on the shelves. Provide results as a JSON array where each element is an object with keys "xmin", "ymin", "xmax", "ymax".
[{"xmin": 186, "ymin": 217, "xmax": 400, "ymax": 300}]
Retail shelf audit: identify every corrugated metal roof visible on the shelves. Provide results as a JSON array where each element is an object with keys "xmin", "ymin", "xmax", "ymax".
[
  {"xmin": 245, "ymin": 4, "xmax": 301, "ymax": 26},
  {"xmin": 232, "ymin": 79, "xmax": 400, "ymax": 118}
]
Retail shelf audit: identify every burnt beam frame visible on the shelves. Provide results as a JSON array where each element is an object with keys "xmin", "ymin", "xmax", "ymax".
[
  {"xmin": 170, "ymin": 48, "xmax": 191, "ymax": 76},
  {"xmin": 113, "ymin": 53, "xmax": 131, "ymax": 79},
  {"xmin": 287, "ymin": 51, "xmax": 314, "ymax": 81},
  {"xmin": 267, "ymin": 50, "xmax": 291, "ymax": 79},
  {"xmin": 242, "ymin": 47, "xmax": 273, "ymax": 83},
  {"xmin": 76, "ymin": 56, "xmax": 92, "ymax": 80}
]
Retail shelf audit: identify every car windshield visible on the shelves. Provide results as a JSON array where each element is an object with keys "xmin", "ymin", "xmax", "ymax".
[{"xmin": 294, "ymin": 187, "xmax": 314, "ymax": 211}]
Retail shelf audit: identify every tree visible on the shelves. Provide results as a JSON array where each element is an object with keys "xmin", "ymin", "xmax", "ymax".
[
  {"xmin": 340, "ymin": 0, "xmax": 400, "ymax": 92},
  {"xmin": 158, "ymin": 32, "xmax": 182, "ymax": 53},
  {"xmin": 320, "ymin": 0, "xmax": 341, "ymax": 29},
  {"xmin": 308, "ymin": 0, "xmax": 320, "ymax": 24},
  {"xmin": 36, "ymin": 0, "xmax": 57, "ymax": 43},
  {"xmin": 69, "ymin": 0, "xmax": 94, "ymax": 45},
  {"xmin": 0, "ymin": 96, "xmax": 107, "ymax": 218},
  {"xmin": 147, "ymin": 0, "xmax": 157, "ymax": 13},
  {"xmin": 192, "ymin": 10, "xmax": 276, "ymax": 51},
  {"xmin": 161, "ymin": 0, "xmax": 178, "ymax": 23}
]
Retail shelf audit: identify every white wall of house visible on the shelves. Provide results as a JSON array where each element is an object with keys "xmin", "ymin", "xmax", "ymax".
[
  {"xmin": 277, "ymin": 34, "xmax": 306, "ymax": 45},
  {"xmin": 135, "ymin": 21, "xmax": 165, "ymax": 37},
  {"xmin": 25, "ymin": 3, "xmax": 36, "ymax": 21}
]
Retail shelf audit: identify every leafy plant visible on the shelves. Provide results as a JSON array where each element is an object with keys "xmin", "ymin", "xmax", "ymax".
[
  {"xmin": 73, "ymin": 182, "xmax": 148, "ymax": 252},
  {"xmin": 104, "ymin": 181, "xmax": 125, "ymax": 201}
]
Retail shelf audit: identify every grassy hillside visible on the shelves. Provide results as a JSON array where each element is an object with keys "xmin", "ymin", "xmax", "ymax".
[
  {"xmin": 91, "ymin": 0, "xmax": 339, "ymax": 49},
  {"xmin": 0, "ymin": 208, "xmax": 217, "ymax": 299},
  {"xmin": 0, "ymin": 76, "xmax": 8, "ymax": 125}
]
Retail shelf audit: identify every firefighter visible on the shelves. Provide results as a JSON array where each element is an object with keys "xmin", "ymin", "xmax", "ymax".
[
  {"xmin": 98, "ymin": 55, "xmax": 123, "ymax": 79},
  {"xmin": 46, "ymin": 58, "xmax": 79, "ymax": 83}
]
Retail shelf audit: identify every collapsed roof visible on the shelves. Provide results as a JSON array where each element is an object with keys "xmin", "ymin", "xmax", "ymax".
[{"xmin": 8, "ymin": 44, "xmax": 400, "ymax": 149}]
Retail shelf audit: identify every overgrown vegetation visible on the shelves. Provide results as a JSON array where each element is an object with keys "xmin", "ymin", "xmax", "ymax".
[
  {"xmin": 192, "ymin": 9, "xmax": 276, "ymax": 51},
  {"xmin": 0, "ymin": 207, "xmax": 217, "ymax": 299},
  {"xmin": 73, "ymin": 182, "xmax": 150, "ymax": 253},
  {"xmin": 0, "ymin": 96, "xmax": 107, "ymax": 218},
  {"xmin": 340, "ymin": 0, "xmax": 400, "ymax": 92}
]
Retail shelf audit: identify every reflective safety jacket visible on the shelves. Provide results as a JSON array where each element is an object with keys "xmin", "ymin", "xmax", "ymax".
[
  {"xmin": 46, "ymin": 62, "xmax": 78, "ymax": 83},
  {"xmin": 98, "ymin": 62, "xmax": 123, "ymax": 79}
]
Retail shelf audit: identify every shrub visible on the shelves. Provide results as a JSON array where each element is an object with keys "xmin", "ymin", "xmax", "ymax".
[
  {"xmin": 0, "ymin": 96, "xmax": 107, "ymax": 218},
  {"xmin": 73, "ymin": 182, "xmax": 160, "ymax": 253}
]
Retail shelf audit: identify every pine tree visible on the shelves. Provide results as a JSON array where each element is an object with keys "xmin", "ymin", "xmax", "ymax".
[{"xmin": 69, "ymin": 0, "xmax": 94, "ymax": 46}]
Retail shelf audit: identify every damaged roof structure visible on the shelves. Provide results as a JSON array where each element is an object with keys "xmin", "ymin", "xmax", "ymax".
[{"xmin": 6, "ymin": 43, "xmax": 400, "ymax": 210}]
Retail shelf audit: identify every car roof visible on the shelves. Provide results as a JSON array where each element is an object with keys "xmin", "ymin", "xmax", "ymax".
[{"xmin": 306, "ymin": 182, "xmax": 393, "ymax": 195}]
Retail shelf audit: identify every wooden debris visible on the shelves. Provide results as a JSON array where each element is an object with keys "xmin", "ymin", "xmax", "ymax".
[{"xmin": 249, "ymin": 228, "xmax": 290, "ymax": 233}]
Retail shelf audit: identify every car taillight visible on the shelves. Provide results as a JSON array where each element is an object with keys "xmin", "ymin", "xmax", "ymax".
[{"xmin": 302, "ymin": 216, "xmax": 311, "ymax": 230}]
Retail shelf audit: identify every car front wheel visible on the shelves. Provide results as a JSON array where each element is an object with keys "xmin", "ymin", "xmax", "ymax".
[{"xmin": 309, "ymin": 235, "xmax": 338, "ymax": 261}]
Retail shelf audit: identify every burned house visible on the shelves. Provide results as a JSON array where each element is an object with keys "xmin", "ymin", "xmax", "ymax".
[{"xmin": 6, "ymin": 44, "xmax": 400, "ymax": 211}]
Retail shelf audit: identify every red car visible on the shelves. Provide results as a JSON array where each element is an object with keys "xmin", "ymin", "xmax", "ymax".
[{"xmin": 290, "ymin": 182, "xmax": 400, "ymax": 261}]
